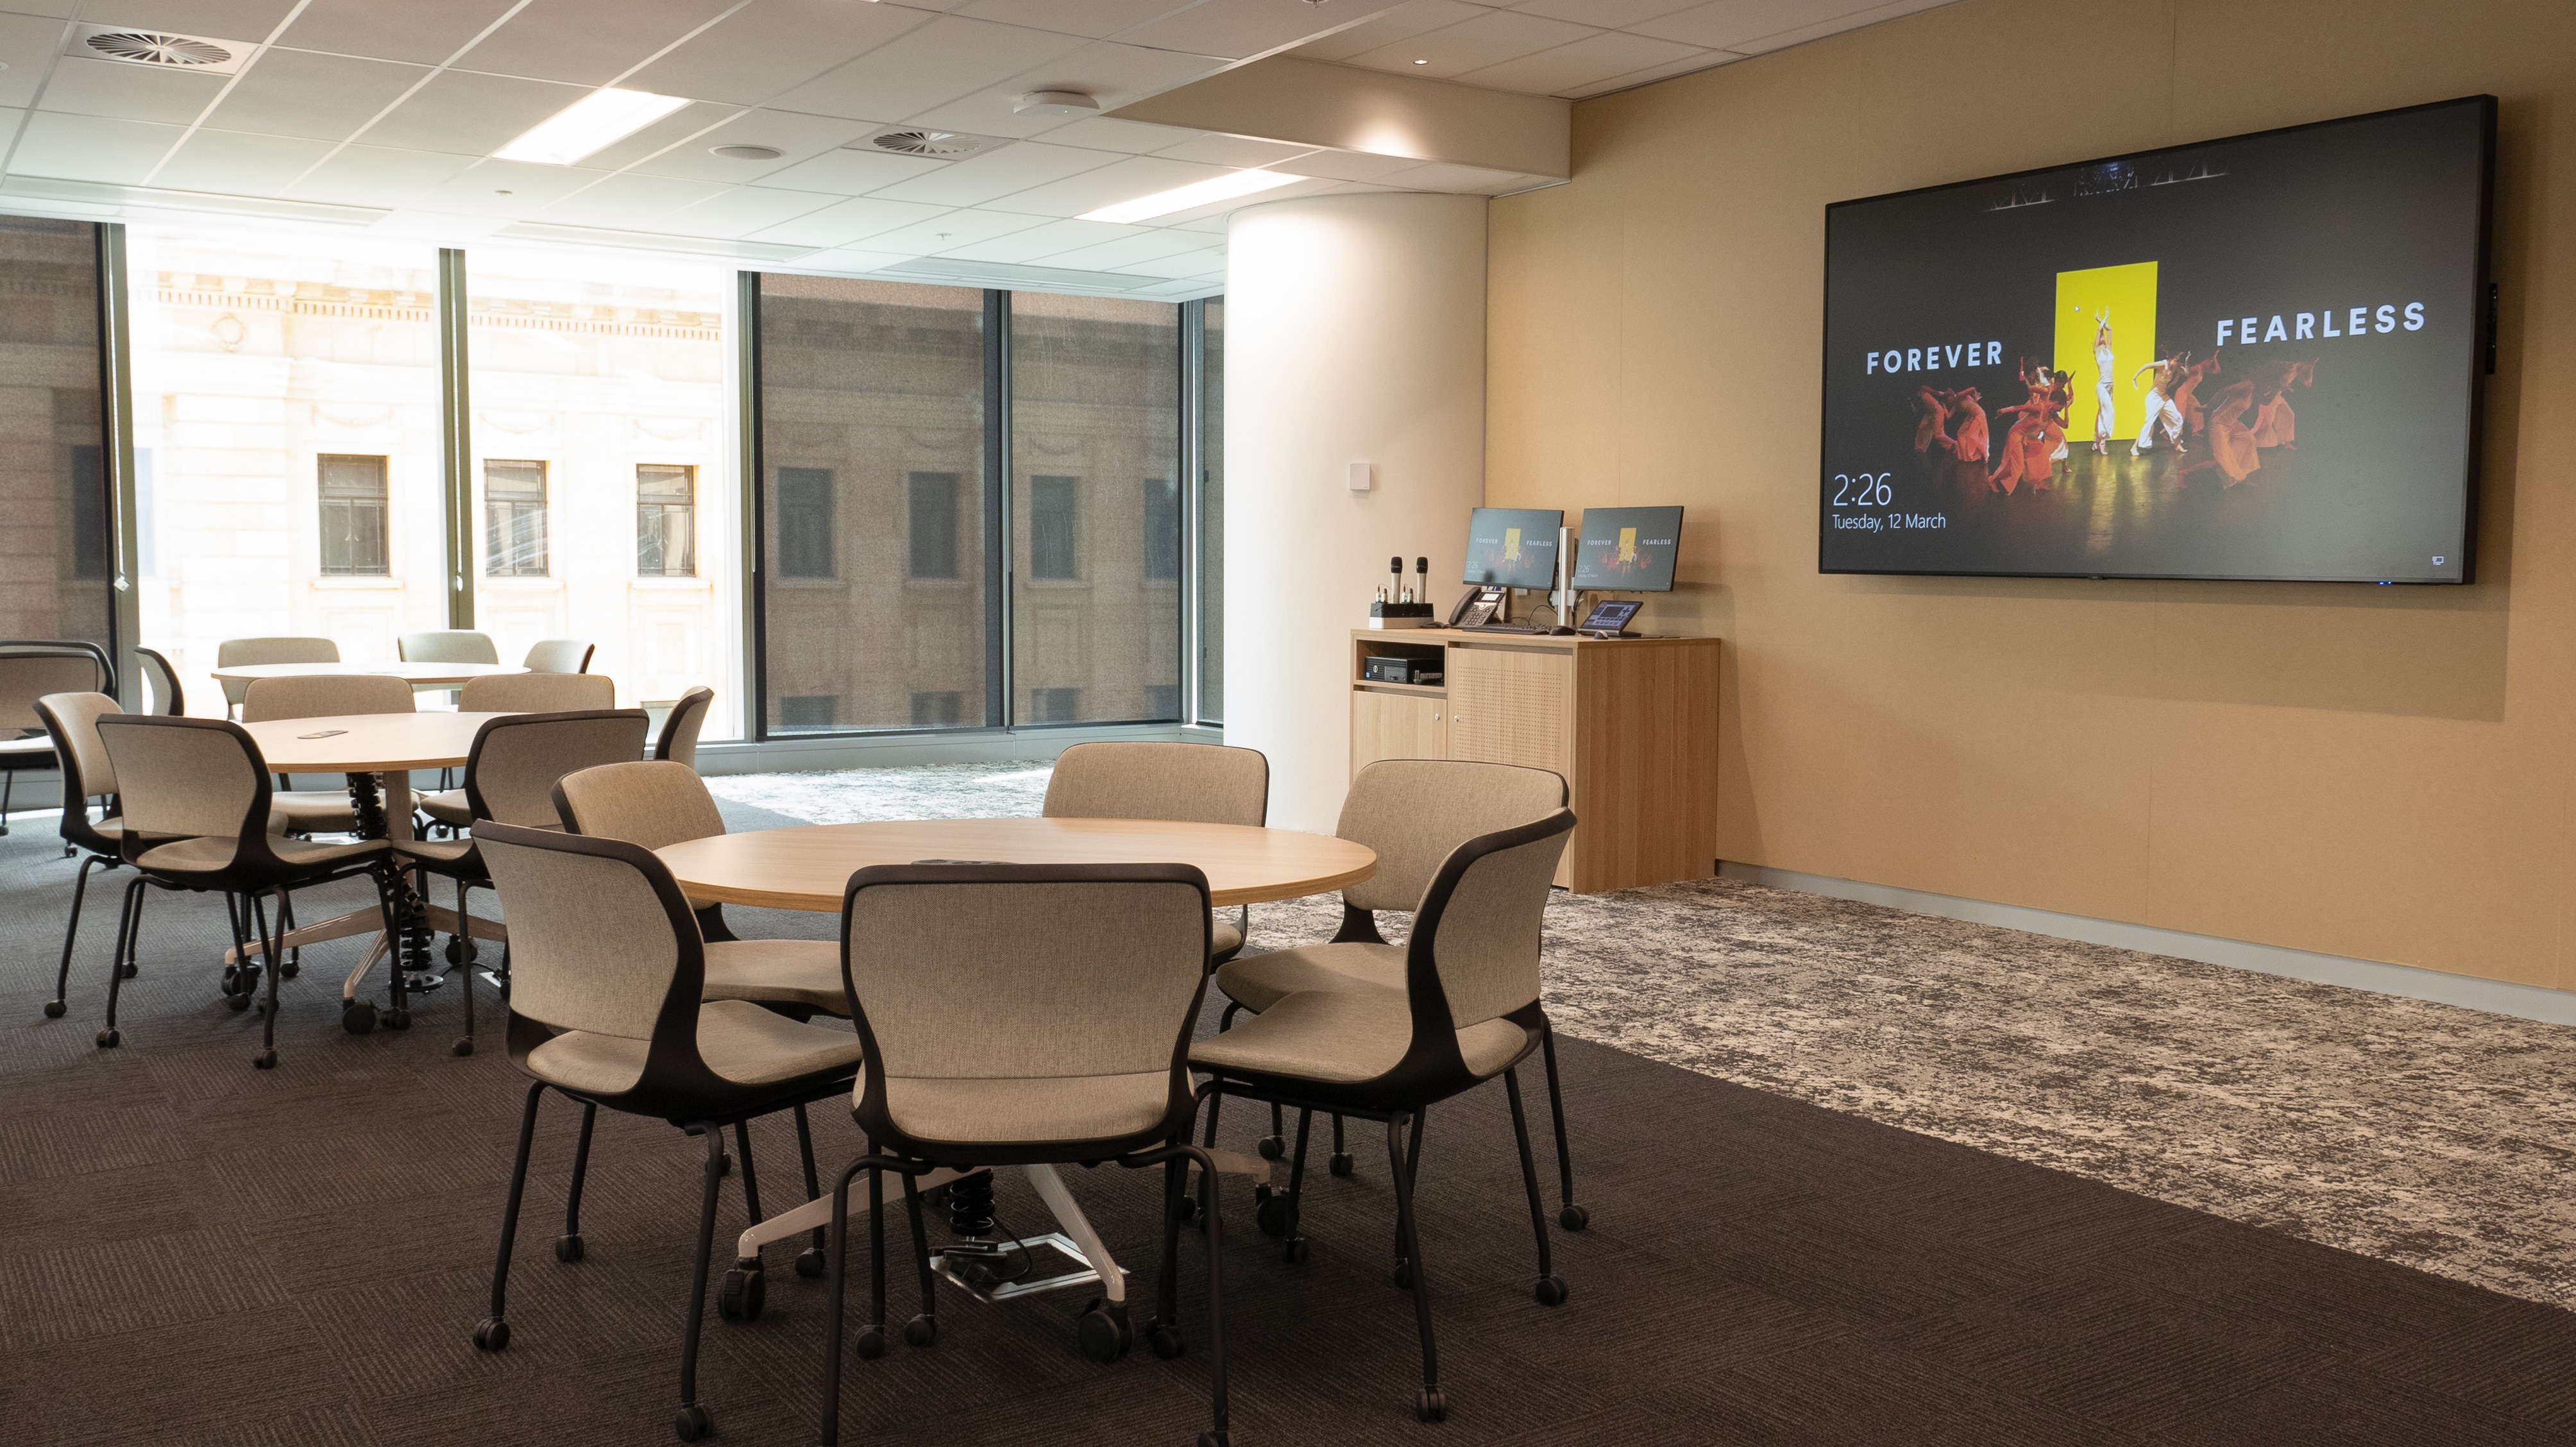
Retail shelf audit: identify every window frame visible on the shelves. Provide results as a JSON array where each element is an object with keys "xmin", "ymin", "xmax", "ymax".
[
  {"xmin": 318, "ymin": 452, "xmax": 392, "ymax": 577},
  {"xmin": 636, "ymin": 462, "xmax": 697, "ymax": 578},
  {"xmin": 482, "ymin": 457, "xmax": 550, "ymax": 579}
]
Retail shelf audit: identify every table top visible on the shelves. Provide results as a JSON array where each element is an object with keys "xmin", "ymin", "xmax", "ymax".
[
  {"xmin": 658, "ymin": 818, "xmax": 1378, "ymax": 912},
  {"xmin": 211, "ymin": 661, "xmax": 526, "ymax": 686},
  {"xmin": 242, "ymin": 711, "xmax": 514, "ymax": 772}
]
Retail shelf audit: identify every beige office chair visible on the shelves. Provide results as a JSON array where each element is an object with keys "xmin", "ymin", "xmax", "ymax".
[
  {"xmin": 419, "ymin": 673, "xmax": 620, "ymax": 831},
  {"xmin": 0, "ymin": 641, "xmax": 112, "ymax": 832},
  {"xmin": 237, "ymin": 673, "xmax": 416, "ymax": 836},
  {"xmin": 215, "ymin": 636, "xmax": 337, "ymax": 711},
  {"xmin": 1042, "ymin": 740, "xmax": 1269, "ymax": 963},
  {"xmin": 398, "ymin": 630, "xmax": 499, "ymax": 664},
  {"xmin": 471, "ymin": 822, "xmax": 864, "ymax": 1444},
  {"xmin": 522, "ymin": 639, "xmax": 595, "ymax": 673},
  {"xmin": 1191, "ymin": 808, "xmax": 1577, "ymax": 1425},
  {"xmin": 814, "ymin": 861, "xmax": 1231, "ymax": 1447},
  {"xmin": 133, "ymin": 647, "xmax": 186, "ymax": 715},
  {"xmin": 654, "ymin": 686, "xmax": 715, "ymax": 769}
]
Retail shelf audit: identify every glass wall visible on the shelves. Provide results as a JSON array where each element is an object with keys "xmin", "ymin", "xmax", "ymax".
[
  {"xmin": 464, "ymin": 246, "xmax": 741, "ymax": 738},
  {"xmin": 128, "ymin": 224, "xmax": 446, "ymax": 709},
  {"xmin": 1198, "ymin": 296, "xmax": 1223, "ymax": 725},
  {"xmin": 755, "ymin": 275, "xmax": 988, "ymax": 736},
  {"xmin": 1009, "ymin": 292, "xmax": 1182, "ymax": 725},
  {"xmin": 0, "ymin": 217, "xmax": 108, "ymax": 646}
]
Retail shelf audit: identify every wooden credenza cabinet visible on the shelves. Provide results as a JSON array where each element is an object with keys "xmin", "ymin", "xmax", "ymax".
[{"xmin": 1348, "ymin": 628, "xmax": 1720, "ymax": 893}]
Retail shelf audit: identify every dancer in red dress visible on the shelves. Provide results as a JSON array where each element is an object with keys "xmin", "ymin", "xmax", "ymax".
[
  {"xmin": 2173, "ymin": 351, "xmax": 2219, "ymax": 437},
  {"xmin": 1945, "ymin": 387, "xmax": 1990, "ymax": 464},
  {"xmin": 1913, "ymin": 384, "xmax": 1956, "ymax": 455},
  {"xmin": 2250, "ymin": 360, "xmax": 2311, "ymax": 448},
  {"xmin": 1987, "ymin": 396, "xmax": 2052, "ymax": 495},
  {"xmin": 2181, "ymin": 378, "xmax": 2262, "ymax": 486}
]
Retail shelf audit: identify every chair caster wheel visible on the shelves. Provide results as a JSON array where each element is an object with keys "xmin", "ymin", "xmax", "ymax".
[
  {"xmin": 119, "ymin": 961, "xmax": 137, "ymax": 979},
  {"xmin": 1282, "ymin": 1237, "xmax": 1309, "ymax": 1265},
  {"xmin": 1148, "ymin": 1321, "xmax": 1185, "ymax": 1358},
  {"xmin": 253, "ymin": 1049, "xmax": 276, "ymax": 1070},
  {"xmin": 278, "ymin": 960, "xmax": 298, "ymax": 979},
  {"xmin": 473, "ymin": 1317, "xmax": 509, "ymax": 1351},
  {"xmin": 1255, "ymin": 1135, "xmax": 1285, "ymax": 1160},
  {"xmin": 452, "ymin": 1037, "xmax": 473, "ymax": 1057},
  {"xmin": 854, "ymin": 1325, "xmax": 887, "ymax": 1360},
  {"xmin": 385, "ymin": 1007, "xmax": 412, "ymax": 1030},
  {"xmin": 341, "ymin": 1002, "xmax": 377, "ymax": 1035},
  {"xmin": 1077, "ymin": 1300, "xmax": 1131, "ymax": 1364},
  {"xmin": 226, "ymin": 991, "xmax": 252, "ymax": 1012},
  {"xmin": 674, "ymin": 1403, "xmax": 712, "ymax": 1441},
  {"xmin": 718, "ymin": 1264, "xmax": 763, "ymax": 1322},
  {"xmin": 1255, "ymin": 1194, "xmax": 1297, "ymax": 1240},
  {"xmin": 96, "ymin": 1028, "xmax": 119, "ymax": 1049},
  {"xmin": 1172, "ymin": 1193, "xmax": 1199, "ymax": 1222},
  {"xmin": 1559, "ymin": 1203, "xmax": 1589, "ymax": 1231},
  {"xmin": 716, "ymin": 1153, "xmax": 732, "ymax": 1178},
  {"xmin": 1415, "ymin": 1389, "xmax": 1447, "ymax": 1423},
  {"xmin": 555, "ymin": 1234, "xmax": 584, "ymax": 1264},
  {"xmin": 795, "ymin": 1248, "xmax": 826, "ymax": 1279},
  {"xmin": 1534, "ymin": 1275, "xmax": 1568, "ymax": 1307},
  {"xmin": 1390, "ymin": 1260, "xmax": 1413, "ymax": 1290},
  {"xmin": 1328, "ymin": 1151, "xmax": 1354, "ymax": 1177},
  {"xmin": 1198, "ymin": 1434, "xmax": 1230, "ymax": 1447},
  {"xmin": 42, "ymin": 1000, "xmax": 64, "ymax": 1019},
  {"xmin": 445, "ymin": 936, "xmax": 477, "ymax": 965},
  {"xmin": 903, "ymin": 1314, "xmax": 937, "ymax": 1348}
]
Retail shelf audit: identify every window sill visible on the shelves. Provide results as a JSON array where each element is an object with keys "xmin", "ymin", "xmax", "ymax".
[
  {"xmin": 1022, "ymin": 577, "xmax": 1091, "ymax": 589},
  {"xmin": 905, "ymin": 577, "xmax": 974, "ymax": 589},
  {"xmin": 311, "ymin": 576, "xmax": 405, "ymax": 591}
]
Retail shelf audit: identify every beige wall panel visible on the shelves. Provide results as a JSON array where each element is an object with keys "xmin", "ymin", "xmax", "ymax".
[{"xmin": 1488, "ymin": 0, "xmax": 2576, "ymax": 988}]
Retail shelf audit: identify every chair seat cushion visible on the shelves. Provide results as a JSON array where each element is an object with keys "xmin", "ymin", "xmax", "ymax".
[
  {"xmin": 418, "ymin": 788, "xmax": 471, "ymax": 827},
  {"xmin": 1214, "ymin": 941, "xmax": 1403, "ymax": 1013},
  {"xmin": 136, "ymin": 834, "xmax": 386, "ymax": 874},
  {"xmin": 1210, "ymin": 915, "xmax": 1244, "ymax": 958},
  {"xmin": 704, "ymin": 939, "xmax": 849, "ymax": 1014},
  {"xmin": 527, "ymin": 1000, "xmax": 865, "ymax": 1097},
  {"xmin": 92, "ymin": 811, "xmax": 292, "ymax": 842},
  {"xmin": 869, "ymin": 1070, "xmax": 1176, "ymax": 1146},
  {"xmin": 0, "ymin": 734, "xmax": 56, "ymax": 765},
  {"xmin": 272, "ymin": 790, "xmax": 360, "ymax": 830},
  {"xmin": 1190, "ymin": 988, "xmax": 1529, "ymax": 1085},
  {"xmin": 393, "ymin": 836, "xmax": 477, "ymax": 872}
]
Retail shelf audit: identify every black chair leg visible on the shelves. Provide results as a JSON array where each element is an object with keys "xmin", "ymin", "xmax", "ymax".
[
  {"xmin": 559, "ymin": 1102, "xmax": 596, "ymax": 1262},
  {"xmin": 1330, "ymin": 1111, "xmax": 1355, "ymax": 1178},
  {"xmin": 1149, "ymin": 1151, "xmax": 1186, "ymax": 1345},
  {"xmin": 818, "ymin": 1157, "xmax": 883, "ymax": 1446},
  {"xmin": 1539, "ymin": 1024, "xmax": 1587, "ymax": 1230},
  {"xmin": 97, "ymin": 877, "xmax": 145, "ymax": 1047},
  {"xmin": 1263, "ymin": 1109, "xmax": 1312, "ymax": 1263},
  {"xmin": 473, "ymin": 1081, "xmax": 544, "ymax": 1351},
  {"xmin": 45, "ymin": 854, "xmax": 100, "ymax": 1018},
  {"xmin": 1386, "ymin": 1113, "xmax": 1444, "ymax": 1423},
  {"xmin": 1181, "ymin": 1142, "xmax": 1233, "ymax": 1447},
  {"xmin": 899, "ymin": 1172, "xmax": 936, "ymax": 1345},
  {"xmin": 793, "ymin": 1103, "xmax": 829, "ymax": 1276},
  {"xmin": 2, "ymin": 766, "xmax": 13, "ymax": 831},
  {"xmin": 1390, "ymin": 1111, "xmax": 1425, "ymax": 1276},
  {"xmin": 865, "ymin": 1165, "xmax": 890, "ymax": 1357},
  {"xmin": 452, "ymin": 877, "xmax": 476, "ymax": 1057},
  {"xmin": 1505, "ymin": 1067, "xmax": 1564, "ymax": 1304},
  {"xmin": 1195, "ymin": 1078, "xmax": 1225, "ymax": 1224},
  {"xmin": 675, "ymin": 1124, "xmax": 726, "ymax": 1441},
  {"xmin": 250, "ymin": 891, "xmax": 282, "ymax": 1069},
  {"xmin": 1258, "ymin": 1101, "xmax": 1285, "ymax": 1162},
  {"xmin": 719, "ymin": 1119, "xmax": 770, "ymax": 1324}
]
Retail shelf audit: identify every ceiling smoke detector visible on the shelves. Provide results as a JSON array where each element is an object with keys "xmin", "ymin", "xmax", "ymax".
[
  {"xmin": 1013, "ymin": 89, "xmax": 1097, "ymax": 117},
  {"xmin": 69, "ymin": 24, "xmax": 250, "ymax": 73},
  {"xmin": 865, "ymin": 128, "xmax": 995, "ymax": 158}
]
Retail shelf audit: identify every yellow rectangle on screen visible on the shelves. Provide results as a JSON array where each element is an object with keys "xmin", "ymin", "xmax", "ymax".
[{"xmin": 2055, "ymin": 261, "xmax": 2158, "ymax": 443}]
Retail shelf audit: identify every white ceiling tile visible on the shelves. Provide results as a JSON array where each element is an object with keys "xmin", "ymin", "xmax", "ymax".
[
  {"xmin": 756, "ymin": 144, "xmax": 947, "ymax": 196},
  {"xmin": 9, "ymin": 110, "xmax": 178, "ymax": 182},
  {"xmin": 622, "ymin": 0, "xmax": 935, "ymax": 107},
  {"xmin": 1153, "ymin": 133, "xmax": 1315, "ymax": 167},
  {"xmin": 976, "ymin": 152, "xmax": 1228, "ymax": 217},
  {"xmin": 538, "ymin": 170, "xmax": 731, "ymax": 225},
  {"xmin": 1121, "ymin": 0, "xmax": 1411, "ymax": 61},
  {"xmin": 282, "ymin": 142, "xmax": 475, "ymax": 207},
  {"xmin": 575, "ymin": 99, "xmax": 741, "ymax": 171},
  {"xmin": 35, "ymin": 55, "xmax": 225, "ymax": 126},
  {"xmin": 861, "ymin": 206, "xmax": 1046, "ymax": 253},
  {"xmin": 1035, "ymin": 115, "xmax": 1199, "ymax": 155},
  {"xmin": 1344, "ymin": 8, "xmax": 1593, "ymax": 77},
  {"xmin": 865, "ymin": 140, "xmax": 1116, "ymax": 206},
  {"xmin": 629, "ymin": 108, "xmax": 874, "ymax": 182},
  {"xmin": 1271, "ymin": 148, "xmax": 1432, "ymax": 182},
  {"xmin": 939, "ymin": 216, "xmax": 1144, "ymax": 261},
  {"xmin": 1723, "ymin": 0, "xmax": 1954, "ymax": 53},
  {"xmin": 73, "ymin": 0, "xmax": 296, "ymax": 38},
  {"xmin": 767, "ymin": 16, "xmax": 1087, "ymax": 123},
  {"xmin": 746, "ymin": 193, "xmax": 951, "ymax": 247},
  {"xmin": 902, "ymin": 40, "xmax": 1226, "ymax": 140},
  {"xmin": 663, "ymin": 183, "xmax": 844, "ymax": 237},
  {"xmin": 358, "ymin": 69, "xmax": 588, "ymax": 155},
  {"xmin": 1559, "ymin": 47, "xmax": 1736, "ymax": 96},
  {"xmin": 953, "ymin": 0, "xmax": 1195, "ymax": 38},
  {"xmin": 1627, "ymin": 0, "xmax": 1875, "ymax": 49},
  {"xmin": 1039, "ymin": 227, "xmax": 1214, "ymax": 270},
  {"xmin": 783, "ymin": 246, "xmax": 917, "ymax": 273},
  {"xmin": 0, "ymin": 14, "xmax": 64, "ymax": 109},
  {"xmin": 155, "ymin": 127, "xmax": 334, "ymax": 193},
  {"xmin": 1451, "ymin": 30, "xmax": 1704, "ymax": 94},
  {"xmin": 1169, "ymin": 211, "xmax": 1232, "ymax": 234},
  {"xmin": 1508, "ymin": 0, "xmax": 1702, "ymax": 24},
  {"xmin": 453, "ymin": 0, "xmax": 740, "ymax": 86},
  {"xmin": 204, "ymin": 47, "xmax": 429, "ymax": 142},
  {"xmin": 277, "ymin": 0, "xmax": 518, "ymax": 66},
  {"xmin": 1107, "ymin": 244, "xmax": 1227, "ymax": 278},
  {"xmin": 1291, "ymin": 0, "xmax": 1488, "ymax": 62},
  {"xmin": 413, "ymin": 158, "xmax": 611, "ymax": 216}
]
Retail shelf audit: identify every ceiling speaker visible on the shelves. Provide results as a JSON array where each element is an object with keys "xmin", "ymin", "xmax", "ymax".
[{"xmin": 709, "ymin": 144, "xmax": 784, "ymax": 161}]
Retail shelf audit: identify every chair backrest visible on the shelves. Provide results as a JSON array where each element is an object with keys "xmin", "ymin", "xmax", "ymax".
[
  {"xmin": 654, "ymin": 686, "xmax": 714, "ymax": 768},
  {"xmin": 0, "ymin": 642, "xmax": 112, "ymax": 732},
  {"xmin": 96, "ymin": 715, "xmax": 271, "ymax": 850},
  {"xmin": 554, "ymin": 759, "xmax": 726, "ymax": 850},
  {"xmin": 134, "ymin": 647, "xmax": 184, "ymax": 715},
  {"xmin": 523, "ymin": 639, "xmax": 595, "ymax": 673},
  {"xmin": 240, "ymin": 672, "xmax": 417, "ymax": 723},
  {"xmin": 1042, "ymin": 741, "xmax": 1267, "ymax": 827},
  {"xmin": 476, "ymin": 822, "xmax": 707, "ymax": 1078},
  {"xmin": 463, "ymin": 710, "xmax": 650, "ymax": 828},
  {"xmin": 1408, "ymin": 811, "xmax": 1575, "ymax": 1033},
  {"xmin": 215, "ymin": 636, "xmax": 337, "ymax": 706},
  {"xmin": 461, "ymin": 672, "xmax": 614, "ymax": 713},
  {"xmin": 1336, "ymin": 759, "xmax": 1568, "ymax": 914},
  {"xmin": 35, "ymin": 691, "xmax": 120, "ymax": 800},
  {"xmin": 840, "ymin": 863, "xmax": 1210, "ymax": 1143},
  {"xmin": 398, "ymin": 629, "xmax": 499, "ymax": 664}
]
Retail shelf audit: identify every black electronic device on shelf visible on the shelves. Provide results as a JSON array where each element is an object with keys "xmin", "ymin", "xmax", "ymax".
[
  {"xmin": 1362, "ymin": 654, "xmax": 1442, "ymax": 686},
  {"xmin": 1579, "ymin": 598, "xmax": 1642, "ymax": 638}
]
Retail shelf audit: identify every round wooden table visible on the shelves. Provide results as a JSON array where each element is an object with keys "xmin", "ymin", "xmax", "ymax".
[
  {"xmin": 659, "ymin": 818, "xmax": 1377, "ymax": 911},
  {"xmin": 213, "ymin": 661, "xmax": 526, "ymax": 686}
]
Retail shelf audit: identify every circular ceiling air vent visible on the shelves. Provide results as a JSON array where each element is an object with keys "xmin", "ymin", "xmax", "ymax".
[
  {"xmin": 870, "ymin": 130, "xmax": 983, "ymax": 157},
  {"xmin": 709, "ymin": 144, "xmax": 783, "ymax": 161},
  {"xmin": 84, "ymin": 30, "xmax": 232, "ymax": 66}
]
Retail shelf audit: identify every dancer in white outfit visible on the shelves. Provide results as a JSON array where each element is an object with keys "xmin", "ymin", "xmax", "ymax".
[
  {"xmin": 2130, "ymin": 351, "xmax": 2186, "ymax": 455},
  {"xmin": 2091, "ymin": 313, "xmax": 2115, "ymax": 455}
]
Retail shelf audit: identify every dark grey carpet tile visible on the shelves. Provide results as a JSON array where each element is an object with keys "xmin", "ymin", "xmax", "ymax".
[{"xmin": 0, "ymin": 1223, "xmax": 290, "ymax": 1350}]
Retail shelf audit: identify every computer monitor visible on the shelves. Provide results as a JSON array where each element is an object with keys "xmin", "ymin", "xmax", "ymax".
[
  {"xmin": 1570, "ymin": 506, "xmax": 1683, "ymax": 592},
  {"xmin": 1462, "ymin": 507, "xmax": 1563, "ymax": 589}
]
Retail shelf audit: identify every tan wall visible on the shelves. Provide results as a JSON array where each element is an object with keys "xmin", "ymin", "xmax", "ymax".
[{"xmin": 1486, "ymin": 0, "xmax": 2576, "ymax": 988}]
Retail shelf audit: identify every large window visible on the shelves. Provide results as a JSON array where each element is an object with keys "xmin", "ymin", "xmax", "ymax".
[
  {"xmin": 637, "ymin": 464, "xmax": 695, "ymax": 577},
  {"xmin": 318, "ymin": 455, "xmax": 389, "ymax": 575},
  {"xmin": 482, "ymin": 459, "xmax": 548, "ymax": 577},
  {"xmin": 1198, "ymin": 297, "xmax": 1224, "ymax": 725},
  {"xmin": 0, "ymin": 217, "xmax": 108, "ymax": 646}
]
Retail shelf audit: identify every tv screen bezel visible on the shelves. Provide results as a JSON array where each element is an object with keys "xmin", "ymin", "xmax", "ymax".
[{"xmin": 1815, "ymin": 93, "xmax": 2496, "ymax": 586}]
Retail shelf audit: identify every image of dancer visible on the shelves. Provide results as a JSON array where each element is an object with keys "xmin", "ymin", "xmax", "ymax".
[
  {"xmin": 2091, "ymin": 312, "xmax": 2116, "ymax": 454},
  {"xmin": 1946, "ymin": 386, "xmax": 1989, "ymax": 463},
  {"xmin": 1988, "ymin": 393, "xmax": 2055, "ymax": 495},
  {"xmin": 2251, "ymin": 360, "xmax": 2312, "ymax": 448},
  {"xmin": 1913, "ymin": 384, "xmax": 1956, "ymax": 455},
  {"xmin": 2044, "ymin": 368, "xmax": 2072, "ymax": 477},
  {"xmin": 2173, "ymin": 350, "xmax": 2220, "ymax": 437},
  {"xmin": 2181, "ymin": 378, "xmax": 2262, "ymax": 486},
  {"xmin": 2130, "ymin": 349, "xmax": 2188, "ymax": 455}
]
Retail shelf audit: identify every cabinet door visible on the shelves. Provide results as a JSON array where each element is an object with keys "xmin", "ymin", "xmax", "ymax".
[
  {"xmin": 1352, "ymin": 690, "xmax": 1446, "ymax": 778},
  {"xmin": 1445, "ymin": 646, "xmax": 1572, "ymax": 777}
]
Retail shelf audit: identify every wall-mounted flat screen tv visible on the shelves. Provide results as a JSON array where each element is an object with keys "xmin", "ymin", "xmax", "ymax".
[
  {"xmin": 1463, "ymin": 506, "xmax": 1563, "ymax": 589},
  {"xmin": 1820, "ymin": 95, "xmax": 2494, "ymax": 584}
]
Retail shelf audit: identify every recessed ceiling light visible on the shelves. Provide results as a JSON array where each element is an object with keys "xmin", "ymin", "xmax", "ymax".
[
  {"xmin": 1412, "ymin": 58, "xmax": 1428, "ymax": 64},
  {"xmin": 495, "ymin": 87, "xmax": 690, "ymax": 165},
  {"xmin": 709, "ymin": 144, "xmax": 784, "ymax": 161},
  {"xmin": 1080, "ymin": 169, "xmax": 1302, "ymax": 224}
]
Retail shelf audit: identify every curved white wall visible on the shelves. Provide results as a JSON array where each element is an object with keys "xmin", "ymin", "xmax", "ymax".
[{"xmin": 1223, "ymin": 192, "xmax": 1488, "ymax": 832}]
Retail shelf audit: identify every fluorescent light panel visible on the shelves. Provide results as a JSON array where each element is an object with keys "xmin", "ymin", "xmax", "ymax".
[
  {"xmin": 1080, "ymin": 169, "xmax": 1301, "ymax": 224},
  {"xmin": 495, "ymin": 88, "xmax": 690, "ymax": 166}
]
